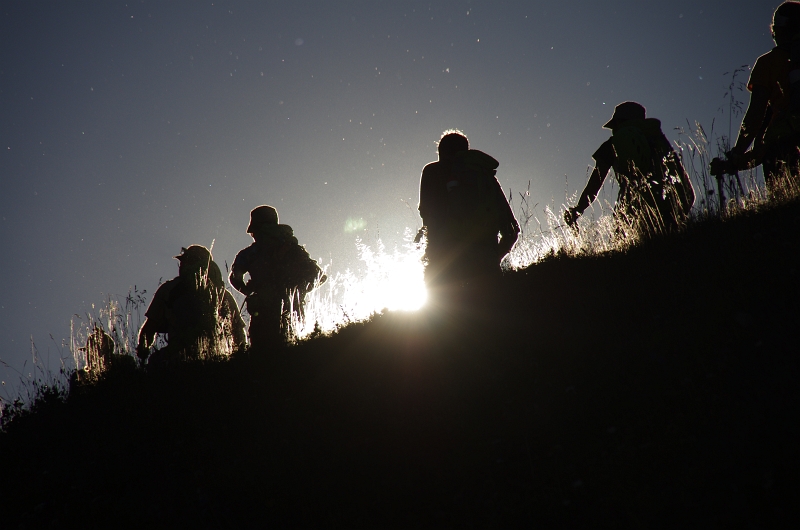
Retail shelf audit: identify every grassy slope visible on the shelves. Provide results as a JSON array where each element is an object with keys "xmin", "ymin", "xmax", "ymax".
[{"xmin": 2, "ymin": 201, "xmax": 799, "ymax": 528}]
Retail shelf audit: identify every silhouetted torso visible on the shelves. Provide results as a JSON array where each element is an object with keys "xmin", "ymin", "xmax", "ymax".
[
  {"xmin": 418, "ymin": 149, "xmax": 518, "ymax": 294},
  {"xmin": 230, "ymin": 224, "xmax": 322, "ymax": 348}
]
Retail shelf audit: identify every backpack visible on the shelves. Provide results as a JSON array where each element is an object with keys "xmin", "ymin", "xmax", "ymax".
[
  {"xmin": 611, "ymin": 125, "xmax": 653, "ymax": 177},
  {"xmin": 613, "ymin": 121, "xmax": 695, "ymax": 226},
  {"xmin": 443, "ymin": 151, "xmax": 503, "ymax": 239}
]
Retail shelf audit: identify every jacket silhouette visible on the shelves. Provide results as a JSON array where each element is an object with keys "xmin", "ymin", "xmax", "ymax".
[
  {"xmin": 711, "ymin": 2, "xmax": 800, "ymax": 193},
  {"xmin": 418, "ymin": 131, "xmax": 519, "ymax": 294},
  {"xmin": 230, "ymin": 205, "xmax": 325, "ymax": 349},
  {"xmin": 137, "ymin": 245, "xmax": 246, "ymax": 365},
  {"xmin": 566, "ymin": 102, "xmax": 694, "ymax": 238}
]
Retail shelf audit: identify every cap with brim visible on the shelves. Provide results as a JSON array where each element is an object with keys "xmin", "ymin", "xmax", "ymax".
[
  {"xmin": 603, "ymin": 101, "xmax": 646, "ymax": 129},
  {"xmin": 174, "ymin": 245, "xmax": 212, "ymax": 261},
  {"xmin": 247, "ymin": 205, "xmax": 279, "ymax": 233}
]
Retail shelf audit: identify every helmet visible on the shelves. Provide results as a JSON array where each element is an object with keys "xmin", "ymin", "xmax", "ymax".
[
  {"xmin": 247, "ymin": 205, "xmax": 279, "ymax": 233},
  {"xmin": 603, "ymin": 101, "xmax": 646, "ymax": 130}
]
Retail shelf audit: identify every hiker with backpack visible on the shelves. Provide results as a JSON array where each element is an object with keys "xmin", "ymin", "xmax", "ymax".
[
  {"xmin": 565, "ymin": 101, "xmax": 695, "ymax": 238},
  {"xmin": 417, "ymin": 130, "xmax": 519, "ymax": 298},
  {"xmin": 229, "ymin": 205, "xmax": 326, "ymax": 349},
  {"xmin": 710, "ymin": 2, "xmax": 800, "ymax": 195},
  {"xmin": 137, "ymin": 245, "xmax": 247, "ymax": 366}
]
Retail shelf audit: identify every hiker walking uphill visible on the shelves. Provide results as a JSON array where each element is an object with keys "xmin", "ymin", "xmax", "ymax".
[
  {"xmin": 229, "ymin": 205, "xmax": 326, "ymax": 349},
  {"xmin": 565, "ymin": 101, "xmax": 695, "ymax": 238},
  {"xmin": 417, "ymin": 130, "xmax": 519, "ymax": 297},
  {"xmin": 137, "ymin": 245, "xmax": 247, "ymax": 366},
  {"xmin": 711, "ymin": 2, "xmax": 800, "ymax": 194}
]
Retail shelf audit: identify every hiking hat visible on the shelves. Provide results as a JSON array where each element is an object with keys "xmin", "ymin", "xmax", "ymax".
[
  {"xmin": 174, "ymin": 245, "xmax": 212, "ymax": 263},
  {"xmin": 247, "ymin": 205, "xmax": 280, "ymax": 233},
  {"xmin": 603, "ymin": 101, "xmax": 646, "ymax": 129}
]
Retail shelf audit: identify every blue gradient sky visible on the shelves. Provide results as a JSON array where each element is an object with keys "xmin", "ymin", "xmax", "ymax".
[{"xmin": 0, "ymin": 1, "xmax": 773, "ymax": 385}]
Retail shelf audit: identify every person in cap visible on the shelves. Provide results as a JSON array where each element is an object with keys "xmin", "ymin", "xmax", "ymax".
[
  {"xmin": 137, "ymin": 245, "xmax": 247, "ymax": 365},
  {"xmin": 229, "ymin": 206, "xmax": 325, "ymax": 349},
  {"xmin": 417, "ymin": 130, "xmax": 519, "ymax": 299},
  {"xmin": 710, "ymin": 2, "xmax": 800, "ymax": 193},
  {"xmin": 565, "ymin": 102, "xmax": 694, "ymax": 238}
]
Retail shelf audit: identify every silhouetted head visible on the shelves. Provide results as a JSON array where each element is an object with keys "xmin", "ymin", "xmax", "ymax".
[
  {"xmin": 175, "ymin": 245, "xmax": 212, "ymax": 266},
  {"xmin": 437, "ymin": 130, "xmax": 469, "ymax": 160},
  {"xmin": 174, "ymin": 244, "xmax": 224, "ymax": 288},
  {"xmin": 773, "ymin": 2, "xmax": 800, "ymax": 47},
  {"xmin": 247, "ymin": 205, "xmax": 279, "ymax": 235},
  {"xmin": 175, "ymin": 244, "xmax": 212, "ymax": 276},
  {"xmin": 603, "ymin": 101, "xmax": 646, "ymax": 130},
  {"xmin": 84, "ymin": 325, "xmax": 114, "ymax": 357}
]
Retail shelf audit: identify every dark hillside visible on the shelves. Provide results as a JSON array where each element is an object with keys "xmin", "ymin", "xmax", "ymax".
[{"xmin": 2, "ymin": 201, "xmax": 799, "ymax": 528}]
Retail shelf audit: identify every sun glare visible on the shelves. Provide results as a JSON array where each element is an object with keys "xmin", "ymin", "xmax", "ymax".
[
  {"xmin": 295, "ymin": 229, "xmax": 427, "ymax": 336},
  {"xmin": 350, "ymin": 237, "xmax": 428, "ymax": 312}
]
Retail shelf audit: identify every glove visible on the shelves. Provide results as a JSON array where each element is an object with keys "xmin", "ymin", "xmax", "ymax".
[
  {"xmin": 710, "ymin": 150, "xmax": 744, "ymax": 176},
  {"xmin": 709, "ymin": 157, "xmax": 731, "ymax": 177}
]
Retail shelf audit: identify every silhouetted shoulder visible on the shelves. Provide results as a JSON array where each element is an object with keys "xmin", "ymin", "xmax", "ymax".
[
  {"xmin": 421, "ymin": 160, "xmax": 442, "ymax": 175},
  {"xmin": 748, "ymin": 47, "xmax": 791, "ymax": 121},
  {"xmin": 145, "ymin": 278, "xmax": 178, "ymax": 318},
  {"xmin": 231, "ymin": 242, "xmax": 259, "ymax": 268},
  {"xmin": 454, "ymin": 149, "xmax": 499, "ymax": 171},
  {"xmin": 592, "ymin": 138, "xmax": 615, "ymax": 166}
]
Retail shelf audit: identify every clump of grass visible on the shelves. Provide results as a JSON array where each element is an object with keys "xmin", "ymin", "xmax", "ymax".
[
  {"xmin": 292, "ymin": 227, "xmax": 426, "ymax": 338},
  {"xmin": 0, "ymin": 340, "xmax": 72, "ymax": 431},
  {"xmin": 70, "ymin": 286, "xmax": 148, "ymax": 380},
  {"xmin": 505, "ymin": 178, "xmax": 646, "ymax": 270}
]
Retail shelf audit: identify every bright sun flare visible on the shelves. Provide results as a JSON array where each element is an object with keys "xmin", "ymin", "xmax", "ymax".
[
  {"xmin": 295, "ymin": 232, "xmax": 427, "ymax": 336},
  {"xmin": 351, "ymin": 240, "xmax": 428, "ymax": 312}
]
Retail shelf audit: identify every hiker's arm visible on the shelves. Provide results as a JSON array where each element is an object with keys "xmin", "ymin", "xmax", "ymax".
[
  {"xmin": 418, "ymin": 162, "xmax": 445, "ymax": 229},
  {"xmin": 136, "ymin": 283, "xmax": 171, "ymax": 360},
  {"xmin": 137, "ymin": 318, "xmax": 158, "ymax": 361},
  {"xmin": 576, "ymin": 164, "xmax": 608, "ymax": 211},
  {"xmin": 566, "ymin": 160, "xmax": 611, "ymax": 225},
  {"xmin": 495, "ymin": 182, "xmax": 520, "ymax": 258},
  {"xmin": 298, "ymin": 248, "xmax": 325, "ymax": 291},
  {"xmin": 228, "ymin": 263, "xmax": 250, "ymax": 295},
  {"xmin": 730, "ymin": 86, "xmax": 769, "ymax": 158},
  {"xmin": 498, "ymin": 222, "xmax": 519, "ymax": 259}
]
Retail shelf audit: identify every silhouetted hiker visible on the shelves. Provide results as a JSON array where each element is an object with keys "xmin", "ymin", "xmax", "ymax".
[
  {"xmin": 229, "ymin": 205, "xmax": 326, "ymax": 349},
  {"xmin": 84, "ymin": 325, "xmax": 114, "ymax": 372},
  {"xmin": 137, "ymin": 245, "xmax": 246, "ymax": 366},
  {"xmin": 76, "ymin": 325, "xmax": 135, "ymax": 381},
  {"xmin": 711, "ymin": 2, "xmax": 800, "ymax": 194},
  {"xmin": 417, "ymin": 130, "xmax": 519, "ymax": 298},
  {"xmin": 565, "ymin": 102, "xmax": 695, "ymax": 238}
]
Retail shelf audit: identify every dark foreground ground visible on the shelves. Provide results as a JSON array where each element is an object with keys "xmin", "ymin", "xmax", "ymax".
[{"xmin": 2, "ymin": 202, "xmax": 800, "ymax": 529}]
